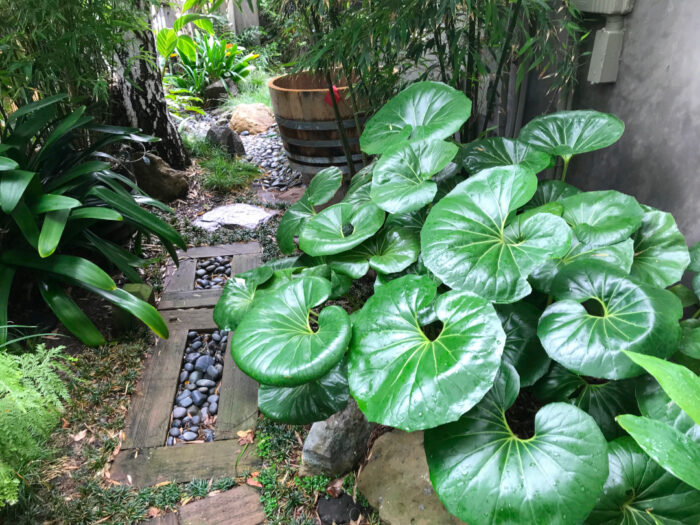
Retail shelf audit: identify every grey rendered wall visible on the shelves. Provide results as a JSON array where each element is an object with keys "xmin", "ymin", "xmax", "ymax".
[{"xmin": 561, "ymin": 1, "xmax": 700, "ymax": 244}]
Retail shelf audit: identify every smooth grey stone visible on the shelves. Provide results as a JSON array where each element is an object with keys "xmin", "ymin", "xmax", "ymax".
[
  {"xmin": 206, "ymin": 264, "xmax": 216, "ymax": 272},
  {"xmin": 190, "ymin": 415, "xmax": 201, "ymax": 425},
  {"xmin": 211, "ymin": 332, "xmax": 221, "ymax": 342},
  {"xmin": 195, "ymin": 355, "xmax": 215, "ymax": 373},
  {"xmin": 201, "ymin": 407, "xmax": 209, "ymax": 419},
  {"xmin": 179, "ymin": 371, "xmax": 188, "ymax": 383},
  {"xmin": 198, "ymin": 387, "xmax": 209, "ymax": 393},
  {"xmin": 176, "ymin": 390, "xmax": 191, "ymax": 402},
  {"xmin": 172, "ymin": 419, "xmax": 182, "ymax": 427},
  {"xmin": 182, "ymin": 431, "xmax": 198, "ymax": 441},
  {"xmin": 189, "ymin": 426, "xmax": 199, "ymax": 433},
  {"xmin": 188, "ymin": 331, "xmax": 197, "ymax": 339},
  {"xmin": 196, "ymin": 269, "xmax": 207, "ymax": 277},
  {"xmin": 167, "ymin": 436, "xmax": 174, "ymax": 446},
  {"xmin": 203, "ymin": 429, "xmax": 215, "ymax": 442},
  {"xmin": 225, "ymin": 268, "xmax": 231, "ymax": 276},
  {"xmin": 208, "ymin": 395, "xmax": 219, "ymax": 404},
  {"xmin": 209, "ymin": 402, "xmax": 218, "ymax": 415},
  {"xmin": 169, "ymin": 427, "xmax": 180, "ymax": 437},
  {"xmin": 186, "ymin": 384, "xmax": 196, "ymax": 391},
  {"xmin": 191, "ymin": 340, "xmax": 203, "ymax": 351},
  {"xmin": 205, "ymin": 365, "xmax": 221, "ymax": 380},
  {"xmin": 185, "ymin": 352, "xmax": 199, "ymax": 363},
  {"xmin": 192, "ymin": 390, "xmax": 207, "ymax": 406},
  {"xmin": 189, "ymin": 371, "xmax": 202, "ymax": 383},
  {"xmin": 197, "ymin": 379, "xmax": 216, "ymax": 388},
  {"xmin": 187, "ymin": 406, "xmax": 200, "ymax": 416},
  {"xmin": 179, "ymin": 397, "xmax": 193, "ymax": 408},
  {"xmin": 173, "ymin": 407, "xmax": 187, "ymax": 419},
  {"xmin": 184, "ymin": 362, "xmax": 194, "ymax": 371}
]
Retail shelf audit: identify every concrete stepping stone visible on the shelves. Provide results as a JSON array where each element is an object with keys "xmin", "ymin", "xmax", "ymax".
[{"xmin": 193, "ymin": 203, "xmax": 276, "ymax": 232}]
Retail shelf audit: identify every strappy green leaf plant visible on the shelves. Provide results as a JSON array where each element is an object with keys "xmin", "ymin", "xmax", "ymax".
[{"xmin": 216, "ymin": 81, "xmax": 700, "ymax": 524}]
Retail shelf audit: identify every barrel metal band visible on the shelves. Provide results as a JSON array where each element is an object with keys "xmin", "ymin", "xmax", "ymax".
[{"xmin": 275, "ymin": 115, "xmax": 367, "ymax": 131}]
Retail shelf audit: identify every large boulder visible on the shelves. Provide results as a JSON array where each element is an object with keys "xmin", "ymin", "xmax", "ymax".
[
  {"xmin": 132, "ymin": 153, "xmax": 188, "ymax": 203},
  {"xmin": 357, "ymin": 431, "xmax": 466, "ymax": 525},
  {"xmin": 301, "ymin": 399, "xmax": 374, "ymax": 477},
  {"xmin": 204, "ymin": 78, "xmax": 239, "ymax": 101},
  {"xmin": 229, "ymin": 103, "xmax": 275, "ymax": 135},
  {"xmin": 206, "ymin": 125, "xmax": 246, "ymax": 157}
]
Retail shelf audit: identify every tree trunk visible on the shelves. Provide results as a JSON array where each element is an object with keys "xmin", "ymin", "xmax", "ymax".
[{"xmin": 112, "ymin": 4, "xmax": 188, "ymax": 170}]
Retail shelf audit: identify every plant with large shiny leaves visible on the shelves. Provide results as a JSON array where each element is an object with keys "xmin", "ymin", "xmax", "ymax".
[{"xmin": 0, "ymin": 95, "xmax": 182, "ymax": 345}]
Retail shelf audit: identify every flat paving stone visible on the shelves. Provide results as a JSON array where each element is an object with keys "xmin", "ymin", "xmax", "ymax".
[{"xmin": 193, "ymin": 203, "xmax": 276, "ymax": 232}]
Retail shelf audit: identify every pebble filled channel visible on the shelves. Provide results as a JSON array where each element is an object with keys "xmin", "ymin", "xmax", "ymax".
[
  {"xmin": 167, "ymin": 330, "xmax": 228, "ymax": 445},
  {"xmin": 194, "ymin": 256, "xmax": 232, "ymax": 290}
]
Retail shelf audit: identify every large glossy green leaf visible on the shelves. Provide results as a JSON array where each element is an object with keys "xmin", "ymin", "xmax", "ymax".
[
  {"xmin": 617, "ymin": 415, "xmax": 700, "ymax": 491},
  {"xmin": 299, "ymin": 202, "xmax": 385, "ymax": 256},
  {"xmin": 519, "ymin": 110, "xmax": 624, "ymax": 160},
  {"xmin": 534, "ymin": 363, "xmax": 637, "ymax": 439},
  {"xmin": 529, "ymin": 238, "xmax": 634, "ymax": 294},
  {"xmin": 495, "ymin": 302, "xmax": 550, "ymax": 387},
  {"xmin": 538, "ymin": 261, "xmax": 682, "ymax": 379},
  {"xmin": 38, "ymin": 208, "xmax": 70, "ymax": 258},
  {"xmin": 232, "ymin": 276, "xmax": 350, "ymax": 386},
  {"xmin": 258, "ymin": 358, "xmax": 349, "ymax": 424},
  {"xmin": 623, "ymin": 351, "xmax": 700, "ymax": 425},
  {"xmin": 342, "ymin": 163, "xmax": 374, "ymax": 206},
  {"xmin": 424, "ymin": 364, "xmax": 608, "ymax": 525},
  {"xmin": 38, "ymin": 281, "xmax": 105, "ymax": 346},
  {"xmin": 422, "ymin": 166, "xmax": 572, "ymax": 302},
  {"xmin": 349, "ymin": 275, "xmax": 505, "ymax": 431},
  {"xmin": 522, "ymin": 179, "xmax": 581, "ymax": 210},
  {"xmin": 0, "ymin": 250, "xmax": 116, "ymax": 291},
  {"xmin": 369, "ymin": 139, "xmax": 457, "ymax": 213},
  {"xmin": 176, "ymin": 34, "xmax": 197, "ymax": 62},
  {"xmin": 276, "ymin": 195, "xmax": 315, "ymax": 254},
  {"xmin": 559, "ymin": 190, "xmax": 644, "ymax": 247},
  {"xmin": 10, "ymin": 201, "xmax": 39, "ymax": 247},
  {"xmin": 28, "ymin": 194, "xmax": 81, "ymax": 214},
  {"xmin": 306, "ymin": 166, "xmax": 342, "ymax": 206},
  {"xmin": 630, "ymin": 206, "xmax": 690, "ymax": 287},
  {"xmin": 587, "ymin": 437, "xmax": 700, "ymax": 524},
  {"xmin": 679, "ymin": 319, "xmax": 700, "ymax": 359},
  {"xmin": 213, "ymin": 266, "xmax": 274, "ymax": 331},
  {"xmin": 636, "ymin": 376, "xmax": 700, "ymax": 441},
  {"xmin": 0, "ymin": 170, "xmax": 35, "ymax": 213},
  {"xmin": 459, "ymin": 137, "xmax": 552, "ymax": 175},
  {"xmin": 156, "ymin": 28, "xmax": 178, "ymax": 58},
  {"xmin": 6, "ymin": 93, "xmax": 66, "ymax": 124},
  {"xmin": 359, "ymin": 81, "xmax": 470, "ymax": 154},
  {"xmin": 0, "ymin": 156, "xmax": 19, "ymax": 171},
  {"xmin": 69, "ymin": 207, "xmax": 123, "ymax": 222},
  {"xmin": 354, "ymin": 226, "xmax": 419, "ymax": 274}
]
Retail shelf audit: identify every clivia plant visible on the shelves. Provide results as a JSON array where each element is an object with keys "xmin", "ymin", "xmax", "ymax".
[{"xmin": 215, "ymin": 81, "xmax": 700, "ymax": 523}]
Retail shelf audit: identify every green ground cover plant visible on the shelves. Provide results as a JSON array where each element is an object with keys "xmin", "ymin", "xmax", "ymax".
[
  {"xmin": 0, "ymin": 95, "xmax": 185, "ymax": 345},
  {"xmin": 201, "ymin": 155, "xmax": 260, "ymax": 192},
  {"xmin": 216, "ymin": 81, "xmax": 700, "ymax": 523}
]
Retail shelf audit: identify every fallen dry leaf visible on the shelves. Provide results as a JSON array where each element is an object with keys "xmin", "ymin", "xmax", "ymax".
[
  {"xmin": 326, "ymin": 477, "xmax": 344, "ymax": 498},
  {"xmin": 71, "ymin": 429, "xmax": 87, "ymax": 442},
  {"xmin": 237, "ymin": 429, "xmax": 254, "ymax": 445},
  {"xmin": 246, "ymin": 478, "xmax": 262, "ymax": 488},
  {"xmin": 146, "ymin": 507, "xmax": 161, "ymax": 518}
]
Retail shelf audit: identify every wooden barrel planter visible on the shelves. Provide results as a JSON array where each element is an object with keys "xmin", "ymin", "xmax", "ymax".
[{"xmin": 267, "ymin": 72, "xmax": 365, "ymax": 182}]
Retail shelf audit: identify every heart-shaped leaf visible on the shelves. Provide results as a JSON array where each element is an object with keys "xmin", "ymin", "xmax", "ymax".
[
  {"xmin": 213, "ymin": 266, "xmax": 274, "ymax": 331},
  {"xmin": 459, "ymin": 137, "xmax": 552, "ymax": 175},
  {"xmin": 529, "ymin": 238, "xmax": 634, "ymax": 294},
  {"xmin": 495, "ymin": 302, "xmax": 550, "ymax": 387},
  {"xmin": 232, "ymin": 276, "xmax": 351, "ymax": 386},
  {"xmin": 258, "ymin": 358, "xmax": 349, "ymax": 424},
  {"xmin": 424, "ymin": 364, "xmax": 608, "ymax": 525},
  {"xmin": 343, "ymin": 164, "xmax": 374, "ymax": 206},
  {"xmin": 559, "ymin": 190, "xmax": 644, "ymax": 247},
  {"xmin": 630, "ymin": 206, "xmax": 690, "ymax": 287},
  {"xmin": 299, "ymin": 202, "xmax": 385, "ymax": 256},
  {"xmin": 354, "ymin": 226, "xmax": 420, "ymax": 274},
  {"xmin": 616, "ymin": 414, "xmax": 700, "ymax": 491},
  {"xmin": 385, "ymin": 208, "xmax": 427, "ymax": 234},
  {"xmin": 680, "ymin": 319, "xmax": 700, "ymax": 359},
  {"xmin": 360, "ymin": 81, "xmax": 471, "ymax": 154},
  {"xmin": 370, "ymin": 139, "xmax": 458, "ymax": 213},
  {"xmin": 522, "ymin": 179, "xmax": 580, "ymax": 210},
  {"xmin": 533, "ymin": 363, "xmax": 638, "ymax": 439},
  {"xmin": 587, "ymin": 437, "xmax": 700, "ymax": 524},
  {"xmin": 538, "ymin": 261, "xmax": 682, "ymax": 379},
  {"xmin": 349, "ymin": 275, "xmax": 505, "ymax": 431},
  {"xmin": 306, "ymin": 166, "xmax": 342, "ymax": 206},
  {"xmin": 373, "ymin": 257, "xmax": 440, "ymax": 290},
  {"xmin": 519, "ymin": 110, "xmax": 624, "ymax": 161},
  {"xmin": 422, "ymin": 166, "xmax": 572, "ymax": 302}
]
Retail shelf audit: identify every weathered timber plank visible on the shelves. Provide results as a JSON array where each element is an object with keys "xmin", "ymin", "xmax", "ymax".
[
  {"xmin": 141, "ymin": 512, "xmax": 180, "ymax": 525},
  {"xmin": 110, "ymin": 440, "xmax": 260, "ymax": 487},
  {"xmin": 159, "ymin": 289, "xmax": 223, "ymax": 311},
  {"xmin": 178, "ymin": 485, "xmax": 265, "ymax": 525},
  {"xmin": 166, "ymin": 259, "xmax": 197, "ymax": 293},
  {"xmin": 176, "ymin": 243, "xmax": 261, "ymax": 260},
  {"xmin": 228, "ymin": 252, "xmax": 264, "ymax": 276},
  {"xmin": 162, "ymin": 308, "xmax": 218, "ymax": 330},
  {"xmin": 216, "ymin": 338, "xmax": 258, "ymax": 440},
  {"xmin": 123, "ymin": 331, "xmax": 187, "ymax": 450}
]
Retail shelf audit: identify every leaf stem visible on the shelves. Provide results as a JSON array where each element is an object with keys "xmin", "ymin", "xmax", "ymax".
[
  {"xmin": 561, "ymin": 156, "xmax": 571, "ymax": 182},
  {"xmin": 692, "ymin": 308, "xmax": 700, "ymax": 319}
]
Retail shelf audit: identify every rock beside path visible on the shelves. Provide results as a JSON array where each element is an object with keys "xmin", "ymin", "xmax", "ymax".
[
  {"xmin": 204, "ymin": 78, "xmax": 239, "ymax": 102},
  {"xmin": 206, "ymin": 125, "xmax": 246, "ymax": 157},
  {"xmin": 357, "ymin": 431, "xmax": 466, "ymax": 525},
  {"xmin": 132, "ymin": 153, "xmax": 188, "ymax": 203},
  {"xmin": 301, "ymin": 399, "xmax": 374, "ymax": 477},
  {"xmin": 229, "ymin": 103, "xmax": 275, "ymax": 135},
  {"xmin": 193, "ymin": 203, "xmax": 276, "ymax": 232}
]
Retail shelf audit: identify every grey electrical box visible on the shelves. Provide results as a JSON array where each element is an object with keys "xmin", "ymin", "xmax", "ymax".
[{"xmin": 572, "ymin": 0, "xmax": 634, "ymax": 15}]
